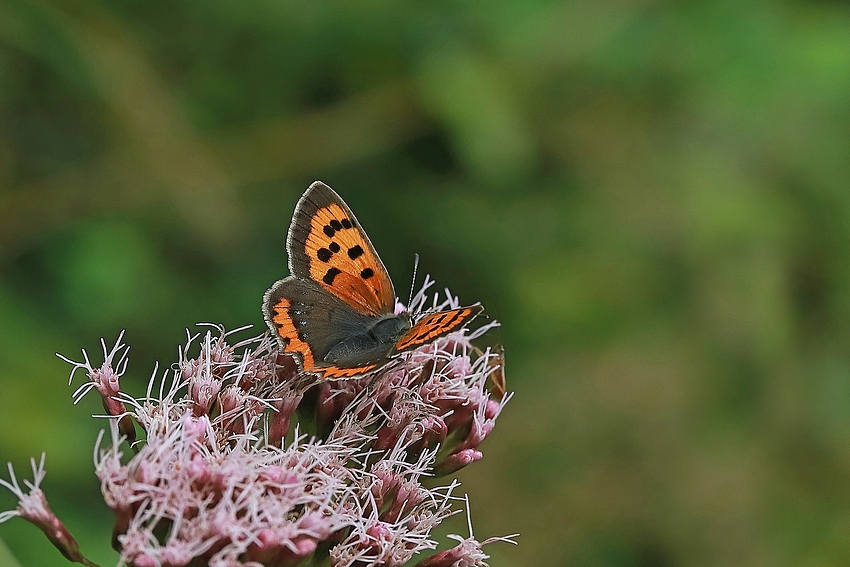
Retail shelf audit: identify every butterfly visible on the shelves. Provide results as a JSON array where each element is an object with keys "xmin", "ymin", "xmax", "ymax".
[{"xmin": 262, "ymin": 181, "xmax": 483, "ymax": 380}]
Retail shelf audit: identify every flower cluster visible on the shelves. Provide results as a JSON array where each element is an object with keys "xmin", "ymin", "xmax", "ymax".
[{"xmin": 1, "ymin": 282, "xmax": 515, "ymax": 567}]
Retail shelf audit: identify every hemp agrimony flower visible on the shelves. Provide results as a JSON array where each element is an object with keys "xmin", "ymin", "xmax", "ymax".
[{"xmin": 1, "ymin": 282, "xmax": 515, "ymax": 567}]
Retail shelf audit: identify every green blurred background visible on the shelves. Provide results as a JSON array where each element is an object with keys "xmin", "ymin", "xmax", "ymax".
[{"xmin": 3, "ymin": 0, "xmax": 850, "ymax": 565}]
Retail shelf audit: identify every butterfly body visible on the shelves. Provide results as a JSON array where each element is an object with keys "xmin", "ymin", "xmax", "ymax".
[{"xmin": 263, "ymin": 181, "xmax": 482, "ymax": 381}]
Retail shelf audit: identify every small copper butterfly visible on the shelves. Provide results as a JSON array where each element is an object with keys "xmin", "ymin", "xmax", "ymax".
[{"xmin": 263, "ymin": 181, "xmax": 483, "ymax": 380}]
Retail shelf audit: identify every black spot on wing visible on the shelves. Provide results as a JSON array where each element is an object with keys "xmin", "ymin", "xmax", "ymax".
[
  {"xmin": 442, "ymin": 311, "xmax": 460, "ymax": 324},
  {"xmin": 323, "ymin": 225, "xmax": 335, "ymax": 237},
  {"xmin": 317, "ymin": 248, "xmax": 332, "ymax": 262},
  {"xmin": 348, "ymin": 245, "xmax": 364, "ymax": 259},
  {"xmin": 329, "ymin": 242, "xmax": 340, "ymax": 253},
  {"xmin": 360, "ymin": 267, "xmax": 374, "ymax": 279},
  {"xmin": 323, "ymin": 267, "xmax": 342, "ymax": 285},
  {"xmin": 341, "ymin": 218, "xmax": 352, "ymax": 229}
]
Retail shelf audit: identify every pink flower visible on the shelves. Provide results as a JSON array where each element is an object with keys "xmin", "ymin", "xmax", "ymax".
[
  {"xmin": 414, "ymin": 535, "xmax": 519, "ymax": 567},
  {"xmin": 1, "ymin": 281, "xmax": 515, "ymax": 567},
  {"xmin": 0, "ymin": 455, "xmax": 96, "ymax": 567}
]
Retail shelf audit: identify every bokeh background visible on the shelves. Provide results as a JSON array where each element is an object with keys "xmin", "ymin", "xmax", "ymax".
[{"xmin": 3, "ymin": 0, "xmax": 850, "ymax": 566}]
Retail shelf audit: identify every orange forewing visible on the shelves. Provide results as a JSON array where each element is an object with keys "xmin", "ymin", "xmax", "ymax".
[
  {"xmin": 270, "ymin": 297, "xmax": 315, "ymax": 371},
  {"xmin": 304, "ymin": 202, "xmax": 395, "ymax": 316},
  {"xmin": 394, "ymin": 306, "xmax": 483, "ymax": 352}
]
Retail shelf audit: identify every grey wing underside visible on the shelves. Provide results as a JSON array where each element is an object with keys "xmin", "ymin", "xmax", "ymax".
[{"xmin": 264, "ymin": 277, "xmax": 398, "ymax": 369}]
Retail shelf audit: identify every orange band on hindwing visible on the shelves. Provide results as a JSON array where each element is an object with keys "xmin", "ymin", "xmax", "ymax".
[
  {"xmin": 270, "ymin": 297, "xmax": 315, "ymax": 370},
  {"xmin": 320, "ymin": 364, "xmax": 379, "ymax": 380}
]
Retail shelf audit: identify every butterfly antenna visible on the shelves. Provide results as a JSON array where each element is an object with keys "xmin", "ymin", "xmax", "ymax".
[{"xmin": 407, "ymin": 253, "xmax": 420, "ymax": 309}]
